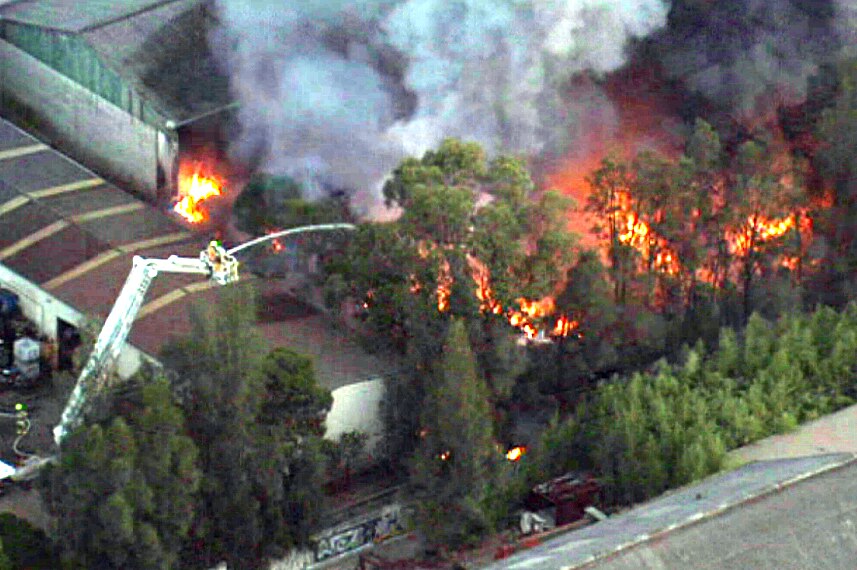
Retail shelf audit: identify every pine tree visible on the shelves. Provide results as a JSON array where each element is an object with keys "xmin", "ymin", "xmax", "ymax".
[
  {"xmin": 132, "ymin": 378, "xmax": 201, "ymax": 568},
  {"xmin": 43, "ymin": 378, "xmax": 200, "ymax": 570},
  {"xmin": 716, "ymin": 327, "xmax": 742, "ymax": 379},
  {"xmin": 743, "ymin": 313, "xmax": 774, "ymax": 377},
  {"xmin": 409, "ymin": 319, "xmax": 498, "ymax": 549},
  {"xmin": 0, "ymin": 538, "xmax": 10, "ymax": 570}
]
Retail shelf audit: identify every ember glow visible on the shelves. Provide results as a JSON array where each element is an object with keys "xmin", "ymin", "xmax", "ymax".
[
  {"xmin": 173, "ymin": 166, "xmax": 223, "ymax": 224},
  {"xmin": 265, "ymin": 229, "xmax": 285, "ymax": 253}
]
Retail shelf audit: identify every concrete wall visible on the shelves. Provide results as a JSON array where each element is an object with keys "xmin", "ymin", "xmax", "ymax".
[
  {"xmin": 0, "ymin": 261, "xmax": 150, "ymax": 379},
  {"xmin": 0, "ymin": 40, "xmax": 160, "ymax": 200},
  {"xmin": 326, "ymin": 377, "xmax": 385, "ymax": 454},
  {"xmin": 310, "ymin": 503, "xmax": 408, "ymax": 567},
  {"xmin": 156, "ymin": 128, "xmax": 179, "ymax": 203}
]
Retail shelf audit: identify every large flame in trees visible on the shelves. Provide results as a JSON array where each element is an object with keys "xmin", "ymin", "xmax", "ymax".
[
  {"xmin": 173, "ymin": 164, "xmax": 223, "ymax": 223},
  {"xmin": 467, "ymin": 255, "xmax": 577, "ymax": 340},
  {"xmin": 437, "ymin": 258, "xmax": 453, "ymax": 312},
  {"xmin": 417, "ymin": 241, "xmax": 453, "ymax": 312},
  {"xmin": 727, "ymin": 213, "xmax": 797, "ymax": 256},
  {"xmin": 609, "ymin": 193, "xmax": 681, "ymax": 275},
  {"xmin": 402, "ymin": 246, "xmax": 577, "ymax": 340}
]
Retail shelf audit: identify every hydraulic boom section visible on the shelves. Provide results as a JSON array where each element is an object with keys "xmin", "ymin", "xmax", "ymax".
[{"xmin": 53, "ymin": 243, "xmax": 238, "ymax": 445}]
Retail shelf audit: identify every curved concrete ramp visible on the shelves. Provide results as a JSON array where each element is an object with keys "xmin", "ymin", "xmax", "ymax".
[{"xmin": 488, "ymin": 453, "xmax": 857, "ymax": 570}]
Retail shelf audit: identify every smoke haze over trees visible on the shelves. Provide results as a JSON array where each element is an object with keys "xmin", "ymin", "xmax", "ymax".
[
  {"xmin": 209, "ymin": 0, "xmax": 671, "ymax": 215},
  {"xmin": 212, "ymin": 0, "xmax": 857, "ymax": 219}
]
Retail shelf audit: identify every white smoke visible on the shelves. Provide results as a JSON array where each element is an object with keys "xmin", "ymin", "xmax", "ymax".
[{"xmin": 210, "ymin": 0, "xmax": 670, "ymax": 216}]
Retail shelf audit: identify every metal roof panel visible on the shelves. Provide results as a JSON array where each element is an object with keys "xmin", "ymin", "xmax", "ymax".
[
  {"xmin": 487, "ymin": 454, "xmax": 856, "ymax": 570},
  {"xmin": 0, "ymin": 0, "xmax": 178, "ymax": 33},
  {"xmin": 82, "ymin": 0, "xmax": 234, "ymax": 124}
]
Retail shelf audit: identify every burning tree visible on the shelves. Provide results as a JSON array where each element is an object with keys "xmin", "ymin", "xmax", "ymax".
[
  {"xmin": 339, "ymin": 138, "xmax": 580, "ymax": 351},
  {"xmin": 329, "ymin": 139, "xmax": 581, "ymax": 468},
  {"xmin": 584, "ymin": 119, "xmax": 812, "ymax": 321},
  {"xmin": 585, "ymin": 156, "xmax": 644, "ymax": 304},
  {"xmin": 724, "ymin": 138, "xmax": 807, "ymax": 319}
]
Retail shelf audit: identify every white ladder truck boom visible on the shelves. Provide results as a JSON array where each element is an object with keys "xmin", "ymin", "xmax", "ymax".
[
  {"xmin": 52, "ymin": 243, "xmax": 239, "ymax": 445},
  {"xmin": 7, "ymin": 223, "xmax": 353, "ymax": 481}
]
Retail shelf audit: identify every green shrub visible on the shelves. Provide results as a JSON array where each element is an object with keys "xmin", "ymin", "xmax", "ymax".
[
  {"xmin": 529, "ymin": 304, "xmax": 857, "ymax": 511},
  {"xmin": 0, "ymin": 514, "xmax": 56, "ymax": 569}
]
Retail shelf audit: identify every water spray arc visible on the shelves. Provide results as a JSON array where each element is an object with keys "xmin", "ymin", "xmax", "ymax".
[{"xmin": 9, "ymin": 224, "xmax": 355, "ymax": 481}]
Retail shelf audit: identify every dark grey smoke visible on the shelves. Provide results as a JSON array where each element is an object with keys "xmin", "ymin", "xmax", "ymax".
[
  {"xmin": 209, "ymin": 0, "xmax": 671, "ymax": 217},
  {"xmin": 654, "ymin": 0, "xmax": 847, "ymax": 118},
  {"xmin": 836, "ymin": 0, "xmax": 857, "ymax": 58}
]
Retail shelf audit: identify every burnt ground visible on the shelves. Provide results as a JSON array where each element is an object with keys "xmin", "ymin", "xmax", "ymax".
[{"xmin": 256, "ymin": 291, "xmax": 318, "ymax": 322}]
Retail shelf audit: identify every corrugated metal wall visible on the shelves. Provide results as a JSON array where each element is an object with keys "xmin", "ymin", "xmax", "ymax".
[
  {"xmin": 0, "ymin": 39, "xmax": 160, "ymax": 198},
  {"xmin": 0, "ymin": 21, "xmax": 161, "ymax": 126}
]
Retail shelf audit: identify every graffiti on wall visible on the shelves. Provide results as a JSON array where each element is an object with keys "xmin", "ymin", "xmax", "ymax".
[{"xmin": 313, "ymin": 504, "xmax": 408, "ymax": 563}]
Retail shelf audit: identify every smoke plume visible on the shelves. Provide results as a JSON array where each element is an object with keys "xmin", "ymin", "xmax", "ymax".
[
  {"xmin": 209, "ymin": 0, "xmax": 670, "ymax": 217},
  {"xmin": 836, "ymin": 0, "xmax": 857, "ymax": 58},
  {"xmin": 652, "ymin": 0, "xmax": 846, "ymax": 119}
]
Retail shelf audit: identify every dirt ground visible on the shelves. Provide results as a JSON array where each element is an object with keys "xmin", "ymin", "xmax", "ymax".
[{"xmin": 0, "ymin": 375, "xmax": 64, "ymax": 531}]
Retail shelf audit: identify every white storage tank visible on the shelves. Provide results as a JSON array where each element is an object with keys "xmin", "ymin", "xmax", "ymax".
[{"xmin": 13, "ymin": 337, "xmax": 40, "ymax": 366}]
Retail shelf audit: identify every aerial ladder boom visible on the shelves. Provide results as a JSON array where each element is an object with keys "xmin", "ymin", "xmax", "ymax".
[
  {"xmin": 52, "ymin": 248, "xmax": 237, "ymax": 445},
  {"xmin": 5, "ymin": 224, "xmax": 353, "ymax": 481}
]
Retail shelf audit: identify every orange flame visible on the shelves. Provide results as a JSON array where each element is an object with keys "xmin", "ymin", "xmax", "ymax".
[
  {"xmin": 506, "ymin": 446, "xmax": 527, "ymax": 462},
  {"xmin": 173, "ymin": 167, "xmax": 222, "ymax": 223},
  {"xmin": 609, "ymin": 192, "xmax": 681, "ymax": 275},
  {"xmin": 416, "ymin": 241, "xmax": 453, "ymax": 312},
  {"xmin": 437, "ymin": 258, "xmax": 452, "ymax": 312},
  {"xmin": 727, "ymin": 214, "xmax": 795, "ymax": 256},
  {"xmin": 552, "ymin": 315, "xmax": 578, "ymax": 337},
  {"xmin": 465, "ymin": 255, "xmax": 575, "ymax": 340},
  {"xmin": 263, "ymin": 229, "xmax": 286, "ymax": 253},
  {"xmin": 380, "ymin": 246, "xmax": 578, "ymax": 340}
]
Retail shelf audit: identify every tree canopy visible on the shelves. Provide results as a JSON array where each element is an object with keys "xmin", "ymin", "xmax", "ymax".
[
  {"xmin": 409, "ymin": 320, "xmax": 500, "ymax": 548},
  {"xmin": 160, "ymin": 285, "xmax": 332, "ymax": 569},
  {"xmin": 42, "ymin": 375, "xmax": 200, "ymax": 570}
]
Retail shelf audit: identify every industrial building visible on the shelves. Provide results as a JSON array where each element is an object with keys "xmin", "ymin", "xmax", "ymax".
[
  {"xmin": 0, "ymin": 116, "xmax": 392, "ymax": 451},
  {"xmin": 0, "ymin": 0, "xmax": 235, "ymax": 203}
]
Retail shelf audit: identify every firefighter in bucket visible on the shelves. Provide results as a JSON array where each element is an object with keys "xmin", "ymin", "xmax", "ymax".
[{"xmin": 202, "ymin": 240, "xmax": 239, "ymax": 285}]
